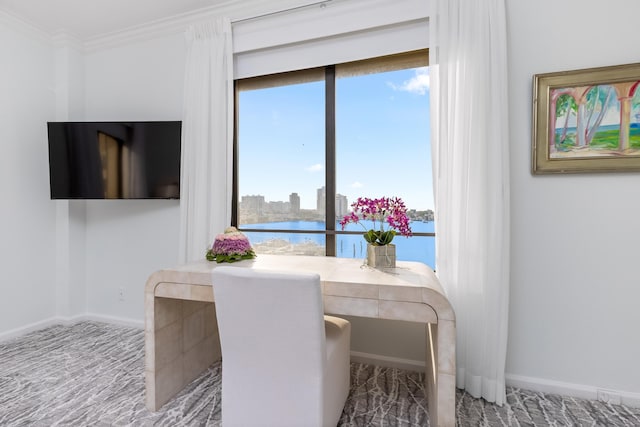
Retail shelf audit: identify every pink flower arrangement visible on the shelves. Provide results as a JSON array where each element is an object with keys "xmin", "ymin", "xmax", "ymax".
[
  {"xmin": 206, "ymin": 227, "xmax": 256, "ymax": 263},
  {"xmin": 340, "ymin": 196, "xmax": 412, "ymax": 246}
]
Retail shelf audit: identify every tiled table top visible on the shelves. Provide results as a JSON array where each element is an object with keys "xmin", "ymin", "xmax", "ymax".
[{"xmin": 146, "ymin": 254, "xmax": 453, "ymax": 322}]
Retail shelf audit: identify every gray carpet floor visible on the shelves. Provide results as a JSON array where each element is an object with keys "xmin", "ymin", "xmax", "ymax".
[{"xmin": 0, "ymin": 321, "xmax": 639, "ymax": 426}]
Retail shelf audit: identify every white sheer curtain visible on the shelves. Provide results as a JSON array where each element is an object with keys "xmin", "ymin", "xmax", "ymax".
[
  {"xmin": 429, "ymin": 0, "xmax": 511, "ymax": 404},
  {"xmin": 179, "ymin": 18, "xmax": 234, "ymax": 263}
]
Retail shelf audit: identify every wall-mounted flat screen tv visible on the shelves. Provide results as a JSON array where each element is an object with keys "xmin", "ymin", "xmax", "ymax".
[{"xmin": 47, "ymin": 121, "xmax": 182, "ymax": 199}]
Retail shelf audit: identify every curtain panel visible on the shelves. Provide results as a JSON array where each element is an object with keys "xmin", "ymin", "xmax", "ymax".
[
  {"xmin": 179, "ymin": 18, "xmax": 234, "ymax": 263},
  {"xmin": 429, "ymin": 0, "xmax": 511, "ymax": 405}
]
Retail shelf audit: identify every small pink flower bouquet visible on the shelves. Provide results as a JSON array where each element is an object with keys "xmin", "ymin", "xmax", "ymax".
[
  {"xmin": 206, "ymin": 227, "xmax": 256, "ymax": 263},
  {"xmin": 340, "ymin": 197, "xmax": 412, "ymax": 246}
]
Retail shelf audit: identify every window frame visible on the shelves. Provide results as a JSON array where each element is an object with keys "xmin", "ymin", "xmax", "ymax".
[{"xmin": 231, "ymin": 49, "xmax": 434, "ymax": 257}]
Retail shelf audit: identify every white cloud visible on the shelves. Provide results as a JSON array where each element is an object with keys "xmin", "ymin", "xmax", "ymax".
[
  {"xmin": 388, "ymin": 67, "xmax": 429, "ymax": 95},
  {"xmin": 351, "ymin": 181, "xmax": 363, "ymax": 188},
  {"xmin": 306, "ymin": 163, "xmax": 324, "ymax": 172}
]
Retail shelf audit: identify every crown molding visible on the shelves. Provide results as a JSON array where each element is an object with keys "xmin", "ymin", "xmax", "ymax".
[
  {"xmin": 0, "ymin": 8, "xmax": 52, "ymax": 45},
  {"xmin": 3, "ymin": 0, "xmax": 305, "ymax": 53},
  {"xmin": 82, "ymin": 6, "xmax": 213, "ymax": 53},
  {"xmin": 3, "ymin": 0, "xmax": 425, "ymax": 54},
  {"xmin": 82, "ymin": 0, "xmax": 307, "ymax": 53}
]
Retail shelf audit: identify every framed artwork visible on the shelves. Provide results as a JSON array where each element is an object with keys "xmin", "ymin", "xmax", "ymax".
[{"xmin": 532, "ymin": 62, "xmax": 640, "ymax": 174}]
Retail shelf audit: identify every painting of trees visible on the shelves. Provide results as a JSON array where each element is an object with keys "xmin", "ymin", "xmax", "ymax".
[
  {"xmin": 552, "ymin": 81, "xmax": 640, "ymax": 154},
  {"xmin": 533, "ymin": 63, "xmax": 640, "ymax": 174},
  {"xmin": 583, "ymin": 85, "xmax": 614, "ymax": 145}
]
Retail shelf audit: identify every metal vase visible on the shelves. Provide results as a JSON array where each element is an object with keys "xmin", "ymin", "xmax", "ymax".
[{"xmin": 366, "ymin": 243, "xmax": 396, "ymax": 268}]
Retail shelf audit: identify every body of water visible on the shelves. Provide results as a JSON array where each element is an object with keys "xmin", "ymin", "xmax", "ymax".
[{"xmin": 242, "ymin": 220, "xmax": 436, "ymax": 268}]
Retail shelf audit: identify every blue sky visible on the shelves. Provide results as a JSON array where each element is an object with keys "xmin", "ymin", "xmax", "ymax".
[{"xmin": 238, "ymin": 67, "xmax": 432, "ymax": 211}]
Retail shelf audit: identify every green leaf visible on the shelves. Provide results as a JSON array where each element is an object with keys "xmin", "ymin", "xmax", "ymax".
[
  {"xmin": 208, "ymin": 250, "xmax": 257, "ymax": 263},
  {"xmin": 379, "ymin": 230, "xmax": 396, "ymax": 245},
  {"xmin": 364, "ymin": 230, "xmax": 377, "ymax": 244}
]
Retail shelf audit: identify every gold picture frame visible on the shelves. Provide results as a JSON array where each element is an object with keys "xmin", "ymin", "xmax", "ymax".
[{"xmin": 532, "ymin": 62, "xmax": 640, "ymax": 174}]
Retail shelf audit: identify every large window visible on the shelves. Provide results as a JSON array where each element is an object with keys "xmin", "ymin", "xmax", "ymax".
[{"xmin": 233, "ymin": 50, "xmax": 435, "ymax": 267}]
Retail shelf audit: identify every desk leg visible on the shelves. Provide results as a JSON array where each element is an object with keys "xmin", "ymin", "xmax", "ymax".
[
  {"xmin": 145, "ymin": 296, "xmax": 221, "ymax": 411},
  {"xmin": 426, "ymin": 320, "xmax": 456, "ymax": 427}
]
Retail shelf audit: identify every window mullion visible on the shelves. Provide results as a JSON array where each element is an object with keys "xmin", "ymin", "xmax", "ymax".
[
  {"xmin": 231, "ymin": 81, "xmax": 239, "ymax": 227},
  {"xmin": 325, "ymin": 65, "xmax": 336, "ymax": 257}
]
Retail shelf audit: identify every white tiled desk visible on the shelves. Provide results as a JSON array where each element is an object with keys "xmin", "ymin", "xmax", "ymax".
[{"xmin": 144, "ymin": 254, "xmax": 456, "ymax": 427}]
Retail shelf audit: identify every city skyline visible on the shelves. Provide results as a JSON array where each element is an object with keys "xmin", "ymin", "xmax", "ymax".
[
  {"xmin": 239, "ymin": 185, "xmax": 434, "ymax": 224},
  {"xmin": 241, "ymin": 186, "xmax": 349, "ymax": 217}
]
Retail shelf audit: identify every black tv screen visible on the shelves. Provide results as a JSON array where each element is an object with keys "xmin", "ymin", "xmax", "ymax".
[{"xmin": 47, "ymin": 121, "xmax": 181, "ymax": 199}]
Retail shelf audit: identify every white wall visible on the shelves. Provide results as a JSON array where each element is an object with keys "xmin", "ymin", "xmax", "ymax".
[
  {"xmin": 53, "ymin": 41, "xmax": 88, "ymax": 320},
  {"xmin": 506, "ymin": 0, "xmax": 640, "ymax": 398},
  {"xmin": 0, "ymin": 18, "xmax": 58, "ymax": 333},
  {"xmin": 83, "ymin": 34, "xmax": 185, "ymax": 322}
]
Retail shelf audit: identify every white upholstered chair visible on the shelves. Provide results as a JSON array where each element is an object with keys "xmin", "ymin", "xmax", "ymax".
[{"xmin": 211, "ymin": 266, "xmax": 351, "ymax": 427}]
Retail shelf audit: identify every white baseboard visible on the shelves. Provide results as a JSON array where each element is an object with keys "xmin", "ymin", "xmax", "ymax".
[
  {"xmin": 0, "ymin": 317, "xmax": 65, "ymax": 343},
  {"xmin": 345, "ymin": 359, "xmax": 640, "ymax": 408},
  {"xmin": 506, "ymin": 373, "xmax": 640, "ymax": 408},
  {"xmin": 350, "ymin": 350, "xmax": 426, "ymax": 372},
  {"xmin": 0, "ymin": 314, "xmax": 144, "ymax": 343},
  {"xmin": 81, "ymin": 313, "xmax": 144, "ymax": 329}
]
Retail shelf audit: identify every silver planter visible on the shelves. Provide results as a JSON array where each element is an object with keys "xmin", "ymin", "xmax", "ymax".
[{"xmin": 366, "ymin": 243, "xmax": 396, "ymax": 268}]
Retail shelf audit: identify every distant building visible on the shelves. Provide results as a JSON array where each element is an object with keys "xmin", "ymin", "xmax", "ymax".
[
  {"xmin": 317, "ymin": 186, "xmax": 326, "ymax": 214},
  {"xmin": 425, "ymin": 209, "xmax": 435, "ymax": 221},
  {"xmin": 335, "ymin": 193, "xmax": 348, "ymax": 218},
  {"xmin": 289, "ymin": 193, "xmax": 300, "ymax": 214},
  {"xmin": 241, "ymin": 195, "xmax": 265, "ymax": 214},
  {"xmin": 267, "ymin": 200, "xmax": 289, "ymax": 213}
]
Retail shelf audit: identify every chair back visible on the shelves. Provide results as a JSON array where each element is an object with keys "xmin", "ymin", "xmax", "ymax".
[{"xmin": 212, "ymin": 266, "xmax": 326, "ymax": 426}]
